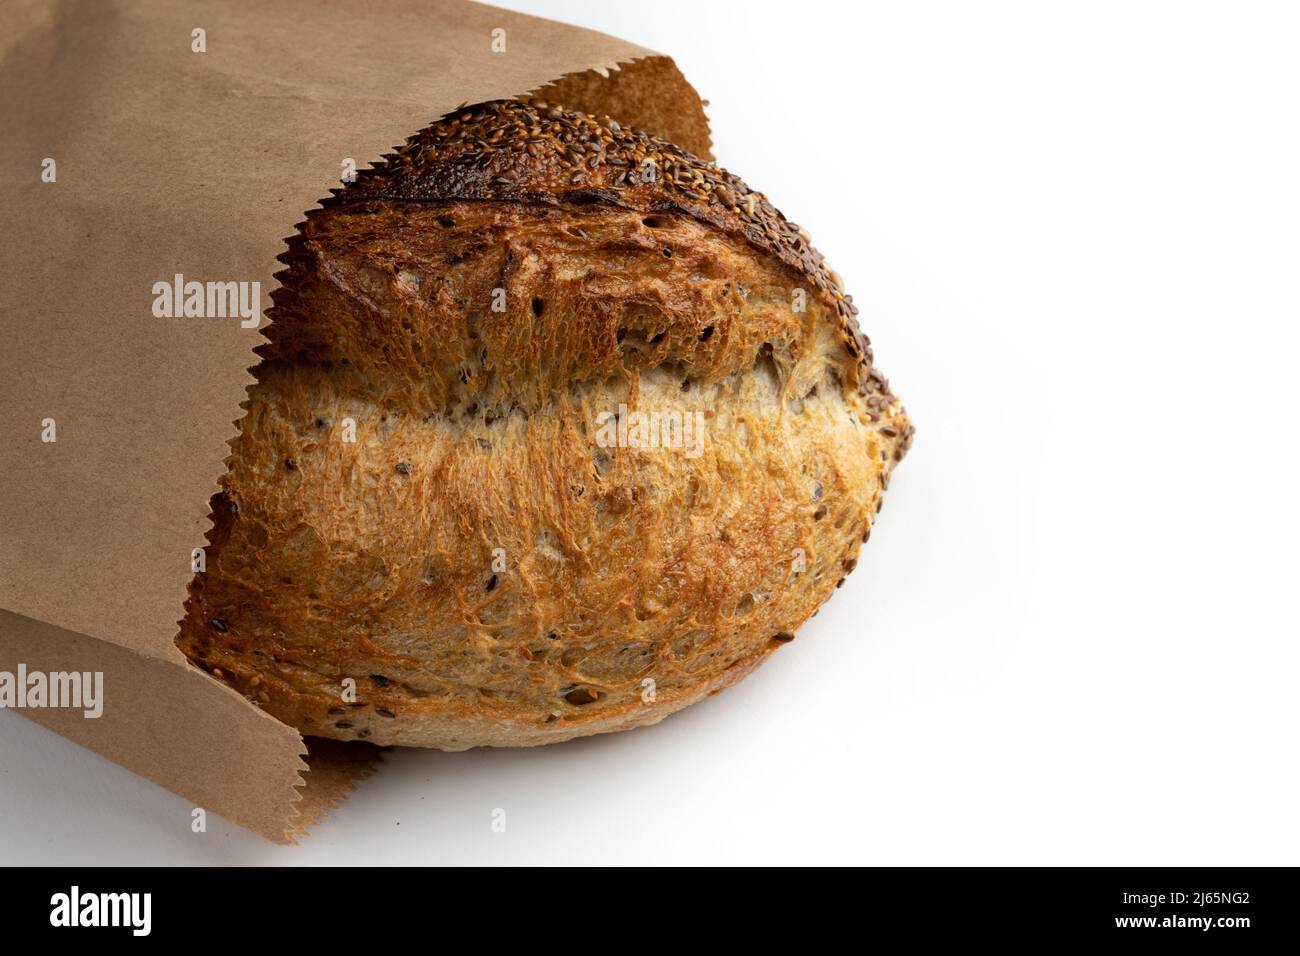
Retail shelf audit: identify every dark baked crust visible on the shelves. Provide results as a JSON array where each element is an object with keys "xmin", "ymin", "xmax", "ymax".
[{"xmin": 333, "ymin": 99, "xmax": 895, "ymax": 410}]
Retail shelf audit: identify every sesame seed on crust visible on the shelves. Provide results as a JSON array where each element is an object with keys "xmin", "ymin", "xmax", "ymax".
[{"xmin": 329, "ymin": 99, "xmax": 884, "ymax": 395}]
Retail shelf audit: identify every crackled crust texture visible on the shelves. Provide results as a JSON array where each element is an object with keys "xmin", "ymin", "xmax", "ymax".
[{"xmin": 176, "ymin": 101, "xmax": 913, "ymax": 749}]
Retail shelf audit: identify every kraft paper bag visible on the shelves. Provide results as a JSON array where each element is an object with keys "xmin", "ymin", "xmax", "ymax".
[{"xmin": 0, "ymin": 0, "xmax": 710, "ymax": 842}]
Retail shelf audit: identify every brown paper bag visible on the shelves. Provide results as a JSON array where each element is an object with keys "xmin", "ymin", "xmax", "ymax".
[{"xmin": 0, "ymin": 0, "xmax": 710, "ymax": 842}]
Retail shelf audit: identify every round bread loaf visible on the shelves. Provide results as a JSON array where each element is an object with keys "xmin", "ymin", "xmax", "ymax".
[{"xmin": 176, "ymin": 100, "xmax": 913, "ymax": 749}]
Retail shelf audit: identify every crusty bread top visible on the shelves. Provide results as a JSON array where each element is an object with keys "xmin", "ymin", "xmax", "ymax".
[{"xmin": 324, "ymin": 99, "xmax": 893, "ymax": 412}]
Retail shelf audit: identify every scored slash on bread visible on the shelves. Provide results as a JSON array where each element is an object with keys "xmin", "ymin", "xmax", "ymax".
[{"xmin": 176, "ymin": 100, "xmax": 913, "ymax": 749}]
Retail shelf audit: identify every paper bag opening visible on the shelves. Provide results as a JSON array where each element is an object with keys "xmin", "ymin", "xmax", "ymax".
[{"xmin": 0, "ymin": 0, "xmax": 711, "ymax": 843}]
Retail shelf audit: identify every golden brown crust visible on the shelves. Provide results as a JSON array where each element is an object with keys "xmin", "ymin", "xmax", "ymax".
[
  {"xmin": 334, "ymin": 99, "xmax": 889, "ymax": 398},
  {"xmin": 176, "ymin": 102, "xmax": 912, "ymax": 749}
]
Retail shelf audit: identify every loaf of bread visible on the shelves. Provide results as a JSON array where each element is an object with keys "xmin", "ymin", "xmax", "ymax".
[{"xmin": 176, "ymin": 100, "xmax": 913, "ymax": 749}]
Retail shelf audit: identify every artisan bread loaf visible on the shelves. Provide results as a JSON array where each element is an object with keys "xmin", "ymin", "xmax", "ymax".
[{"xmin": 176, "ymin": 100, "xmax": 913, "ymax": 749}]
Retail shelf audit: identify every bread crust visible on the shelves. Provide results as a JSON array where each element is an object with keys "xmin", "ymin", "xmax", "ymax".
[
  {"xmin": 176, "ymin": 101, "xmax": 912, "ymax": 749},
  {"xmin": 339, "ymin": 100, "xmax": 883, "ymax": 393}
]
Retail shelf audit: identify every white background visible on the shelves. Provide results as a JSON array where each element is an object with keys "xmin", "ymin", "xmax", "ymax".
[{"xmin": 3, "ymin": 0, "xmax": 1297, "ymax": 865}]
